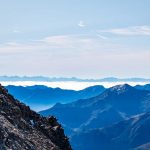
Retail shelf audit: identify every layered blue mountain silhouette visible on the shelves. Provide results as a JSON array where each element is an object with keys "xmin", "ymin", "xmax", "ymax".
[
  {"xmin": 40, "ymin": 84, "xmax": 150, "ymax": 150},
  {"xmin": 135, "ymin": 84, "xmax": 150, "ymax": 91},
  {"xmin": 5, "ymin": 83, "xmax": 150, "ymax": 149},
  {"xmin": 1, "ymin": 76, "xmax": 150, "ymax": 82},
  {"xmin": 6, "ymin": 85, "xmax": 105, "ymax": 111}
]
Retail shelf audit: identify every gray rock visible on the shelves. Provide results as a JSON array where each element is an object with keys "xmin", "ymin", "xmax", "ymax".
[{"xmin": 0, "ymin": 84, "xmax": 72, "ymax": 150}]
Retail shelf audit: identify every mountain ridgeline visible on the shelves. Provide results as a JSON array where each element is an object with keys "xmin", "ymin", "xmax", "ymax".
[
  {"xmin": 0, "ymin": 84, "xmax": 72, "ymax": 150},
  {"xmin": 134, "ymin": 84, "xmax": 150, "ymax": 91},
  {"xmin": 40, "ymin": 84, "xmax": 150, "ymax": 131},
  {"xmin": 6, "ymin": 85, "xmax": 105, "ymax": 111},
  {"xmin": 2, "ymin": 82, "xmax": 150, "ymax": 150},
  {"xmin": 1, "ymin": 76, "xmax": 150, "ymax": 82},
  {"xmin": 40, "ymin": 84, "xmax": 150, "ymax": 150}
]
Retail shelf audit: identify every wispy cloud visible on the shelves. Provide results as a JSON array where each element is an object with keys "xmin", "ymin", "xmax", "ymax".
[
  {"xmin": 0, "ymin": 34, "xmax": 150, "ymax": 77},
  {"xmin": 0, "ymin": 34, "xmax": 116, "ymax": 56},
  {"xmin": 78, "ymin": 21, "xmax": 86, "ymax": 27},
  {"xmin": 38, "ymin": 34, "xmax": 114, "ymax": 50},
  {"xmin": 97, "ymin": 34, "xmax": 108, "ymax": 40},
  {"xmin": 13, "ymin": 29, "xmax": 20, "ymax": 33},
  {"xmin": 99, "ymin": 26, "xmax": 150, "ymax": 36}
]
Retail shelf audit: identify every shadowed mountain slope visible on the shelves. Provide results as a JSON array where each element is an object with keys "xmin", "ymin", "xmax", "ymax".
[{"xmin": 71, "ymin": 112, "xmax": 150, "ymax": 150}]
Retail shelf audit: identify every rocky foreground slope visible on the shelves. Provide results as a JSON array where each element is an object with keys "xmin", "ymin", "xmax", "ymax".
[{"xmin": 0, "ymin": 84, "xmax": 72, "ymax": 150}]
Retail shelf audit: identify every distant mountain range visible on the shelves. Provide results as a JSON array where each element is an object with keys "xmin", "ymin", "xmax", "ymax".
[
  {"xmin": 5, "ymin": 85, "xmax": 105, "ymax": 111},
  {"xmin": 1, "ymin": 76, "xmax": 150, "ymax": 82},
  {"xmin": 5, "ymin": 84, "xmax": 150, "ymax": 111},
  {"xmin": 40, "ymin": 84, "xmax": 150, "ymax": 132},
  {"xmin": 3, "ymin": 82, "xmax": 150, "ymax": 150},
  {"xmin": 40, "ymin": 84, "xmax": 150, "ymax": 150}
]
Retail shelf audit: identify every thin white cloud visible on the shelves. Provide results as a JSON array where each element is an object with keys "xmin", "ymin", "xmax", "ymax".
[
  {"xmin": 99, "ymin": 26, "xmax": 150, "ymax": 36},
  {"xmin": 40, "ymin": 35, "xmax": 75, "ymax": 48},
  {"xmin": 78, "ymin": 21, "xmax": 86, "ymax": 27},
  {"xmin": 0, "ymin": 34, "xmax": 150, "ymax": 77},
  {"xmin": 97, "ymin": 34, "xmax": 108, "ymax": 40},
  {"xmin": 5, "ymin": 42, "xmax": 20, "ymax": 46},
  {"xmin": 38, "ymin": 34, "xmax": 115, "ymax": 50},
  {"xmin": 1, "ymin": 33, "xmax": 149, "ymax": 57},
  {"xmin": 13, "ymin": 30, "xmax": 20, "ymax": 33},
  {"xmin": 0, "ymin": 34, "xmax": 117, "ymax": 55}
]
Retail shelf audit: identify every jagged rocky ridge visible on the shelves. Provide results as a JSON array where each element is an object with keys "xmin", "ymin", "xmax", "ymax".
[{"xmin": 0, "ymin": 84, "xmax": 72, "ymax": 150}]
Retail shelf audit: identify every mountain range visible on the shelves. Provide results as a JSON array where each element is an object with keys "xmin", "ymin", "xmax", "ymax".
[
  {"xmin": 40, "ymin": 84, "xmax": 150, "ymax": 150},
  {"xmin": 40, "ymin": 84, "xmax": 150, "ymax": 132},
  {"xmin": 2, "ymin": 82, "xmax": 150, "ymax": 150},
  {"xmin": 5, "ymin": 84, "xmax": 150, "ymax": 112},
  {"xmin": 135, "ymin": 84, "xmax": 150, "ymax": 91},
  {"xmin": 6, "ymin": 85, "xmax": 105, "ymax": 111},
  {"xmin": 1, "ymin": 76, "xmax": 150, "ymax": 82}
]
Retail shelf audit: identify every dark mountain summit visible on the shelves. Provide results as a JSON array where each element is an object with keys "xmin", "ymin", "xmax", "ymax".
[{"xmin": 0, "ymin": 84, "xmax": 72, "ymax": 150}]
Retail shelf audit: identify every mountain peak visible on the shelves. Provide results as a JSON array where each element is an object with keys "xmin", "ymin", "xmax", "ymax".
[{"xmin": 109, "ymin": 84, "xmax": 135, "ymax": 94}]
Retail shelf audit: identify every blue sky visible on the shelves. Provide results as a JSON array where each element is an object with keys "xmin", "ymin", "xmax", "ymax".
[{"xmin": 0, "ymin": 0, "xmax": 150, "ymax": 78}]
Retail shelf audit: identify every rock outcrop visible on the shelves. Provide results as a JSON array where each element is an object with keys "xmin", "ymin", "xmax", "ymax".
[{"xmin": 0, "ymin": 84, "xmax": 72, "ymax": 150}]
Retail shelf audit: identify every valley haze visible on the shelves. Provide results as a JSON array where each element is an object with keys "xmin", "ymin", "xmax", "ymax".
[{"xmin": 0, "ymin": 76, "xmax": 150, "ymax": 90}]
